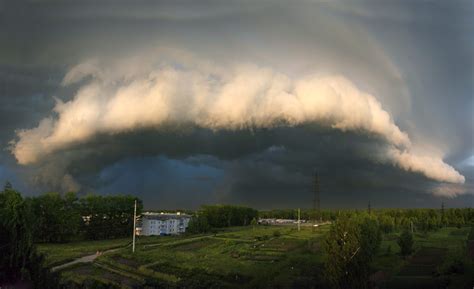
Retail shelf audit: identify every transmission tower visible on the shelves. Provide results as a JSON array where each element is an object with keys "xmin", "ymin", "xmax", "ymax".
[
  {"xmin": 313, "ymin": 171, "xmax": 321, "ymax": 226},
  {"xmin": 441, "ymin": 201, "xmax": 445, "ymax": 227}
]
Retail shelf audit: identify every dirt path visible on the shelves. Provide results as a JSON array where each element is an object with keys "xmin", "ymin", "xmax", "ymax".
[{"xmin": 51, "ymin": 248, "xmax": 122, "ymax": 272}]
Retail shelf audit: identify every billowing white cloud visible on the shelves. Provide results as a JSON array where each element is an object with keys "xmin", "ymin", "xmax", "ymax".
[
  {"xmin": 388, "ymin": 148, "xmax": 465, "ymax": 184},
  {"xmin": 432, "ymin": 183, "xmax": 471, "ymax": 198},
  {"xmin": 10, "ymin": 59, "xmax": 464, "ymax": 184}
]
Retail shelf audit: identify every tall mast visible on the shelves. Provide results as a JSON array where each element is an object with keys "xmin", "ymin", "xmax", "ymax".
[{"xmin": 313, "ymin": 171, "xmax": 321, "ymax": 226}]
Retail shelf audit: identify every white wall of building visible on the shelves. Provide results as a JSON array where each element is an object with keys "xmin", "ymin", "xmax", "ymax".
[{"xmin": 141, "ymin": 214, "xmax": 190, "ymax": 236}]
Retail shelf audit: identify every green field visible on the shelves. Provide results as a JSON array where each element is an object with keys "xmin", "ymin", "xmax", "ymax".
[
  {"xmin": 37, "ymin": 238, "xmax": 131, "ymax": 267},
  {"xmin": 39, "ymin": 225, "xmax": 473, "ymax": 289}
]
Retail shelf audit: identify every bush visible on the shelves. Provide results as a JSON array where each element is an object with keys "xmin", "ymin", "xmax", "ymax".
[
  {"xmin": 397, "ymin": 230, "xmax": 414, "ymax": 256},
  {"xmin": 324, "ymin": 215, "xmax": 382, "ymax": 289},
  {"xmin": 256, "ymin": 235, "xmax": 270, "ymax": 241}
]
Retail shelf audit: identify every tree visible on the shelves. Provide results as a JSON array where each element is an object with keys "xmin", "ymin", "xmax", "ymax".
[
  {"xmin": 397, "ymin": 229, "xmax": 414, "ymax": 256},
  {"xmin": 324, "ymin": 215, "xmax": 382, "ymax": 289},
  {"xmin": 4, "ymin": 181, "xmax": 12, "ymax": 191},
  {"xmin": 250, "ymin": 217, "xmax": 258, "ymax": 230},
  {"xmin": 0, "ymin": 187, "xmax": 59, "ymax": 287},
  {"xmin": 324, "ymin": 217, "xmax": 363, "ymax": 289},
  {"xmin": 199, "ymin": 205, "xmax": 258, "ymax": 228},
  {"xmin": 30, "ymin": 192, "xmax": 82, "ymax": 243},
  {"xmin": 79, "ymin": 194, "xmax": 142, "ymax": 240},
  {"xmin": 187, "ymin": 215, "xmax": 211, "ymax": 234}
]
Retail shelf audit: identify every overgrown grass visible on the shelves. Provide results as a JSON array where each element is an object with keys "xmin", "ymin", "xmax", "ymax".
[
  {"xmin": 38, "ymin": 238, "xmax": 131, "ymax": 266},
  {"xmin": 43, "ymin": 225, "xmax": 472, "ymax": 289}
]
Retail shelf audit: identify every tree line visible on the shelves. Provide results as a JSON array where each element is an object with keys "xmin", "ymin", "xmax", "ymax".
[
  {"xmin": 187, "ymin": 204, "xmax": 258, "ymax": 233},
  {"xmin": 260, "ymin": 207, "xmax": 474, "ymax": 233},
  {"xmin": 2, "ymin": 182, "xmax": 142, "ymax": 243},
  {"xmin": 30, "ymin": 191, "xmax": 142, "ymax": 242}
]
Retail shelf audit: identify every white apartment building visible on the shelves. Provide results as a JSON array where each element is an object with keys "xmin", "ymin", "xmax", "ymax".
[{"xmin": 140, "ymin": 212, "xmax": 191, "ymax": 236}]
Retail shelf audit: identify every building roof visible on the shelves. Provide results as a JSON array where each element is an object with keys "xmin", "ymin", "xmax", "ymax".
[{"xmin": 141, "ymin": 212, "xmax": 191, "ymax": 221}]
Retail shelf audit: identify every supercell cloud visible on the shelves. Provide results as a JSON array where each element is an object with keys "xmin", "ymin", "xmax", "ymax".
[{"xmin": 12, "ymin": 56, "xmax": 464, "ymax": 184}]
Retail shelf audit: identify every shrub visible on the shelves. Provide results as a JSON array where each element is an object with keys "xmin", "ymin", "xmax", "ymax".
[{"xmin": 397, "ymin": 230, "xmax": 414, "ymax": 256}]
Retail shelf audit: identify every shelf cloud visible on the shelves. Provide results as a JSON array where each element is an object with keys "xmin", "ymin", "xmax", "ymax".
[{"xmin": 11, "ymin": 57, "xmax": 464, "ymax": 184}]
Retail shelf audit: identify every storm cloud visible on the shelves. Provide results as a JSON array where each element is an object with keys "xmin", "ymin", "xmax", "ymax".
[
  {"xmin": 11, "ymin": 57, "xmax": 464, "ymax": 185},
  {"xmin": 0, "ymin": 0, "xmax": 472, "ymax": 208}
]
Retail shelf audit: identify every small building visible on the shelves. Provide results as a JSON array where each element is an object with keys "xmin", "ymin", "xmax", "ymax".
[
  {"xmin": 258, "ymin": 218, "xmax": 307, "ymax": 225},
  {"xmin": 140, "ymin": 212, "xmax": 191, "ymax": 236}
]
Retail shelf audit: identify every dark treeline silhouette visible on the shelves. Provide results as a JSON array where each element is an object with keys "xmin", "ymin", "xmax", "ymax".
[
  {"xmin": 0, "ymin": 183, "xmax": 60, "ymax": 288},
  {"xmin": 187, "ymin": 205, "xmax": 258, "ymax": 233},
  {"xmin": 30, "ymin": 192, "xmax": 142, "ymax": 242}
]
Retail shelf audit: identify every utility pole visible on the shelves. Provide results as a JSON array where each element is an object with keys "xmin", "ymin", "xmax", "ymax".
[
  {"xmin": 297, "ymin": 208, "xmax": 301, "ymax": 231},
  {"xmin": 368, "ymin": 201, "xmax": 371, "ymax": 215},
  {"xmin": 132, "ymin": 199, "xmax": 137, "ymax": 253}
]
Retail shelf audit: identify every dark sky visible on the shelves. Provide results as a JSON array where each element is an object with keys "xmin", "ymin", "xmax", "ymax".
[{"xmin": 0, "ymin": 0, "xmax": 472, "ymax": 209}]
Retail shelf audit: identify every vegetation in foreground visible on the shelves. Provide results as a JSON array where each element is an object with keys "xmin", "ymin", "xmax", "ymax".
[
  {"xmin": 2, "ymin": 184, "xmax": 474, "ymax": 288},
  {"xmin": 44, "ymin": 224, "xmax": 474, "ymax": 289}
]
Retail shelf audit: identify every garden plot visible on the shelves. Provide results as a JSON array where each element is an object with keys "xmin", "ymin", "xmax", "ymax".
[
  {"xmin": 60, "ymin": 263, "xmax": 143, "ymax": 289},
  {"xmin": 387, "ymin": 247, "xmax": 447, "ymax": 289}
]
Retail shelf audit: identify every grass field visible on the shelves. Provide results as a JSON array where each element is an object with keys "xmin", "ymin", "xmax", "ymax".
[
  {"xmin": 37, "ymin": 237, "xmax": 131, "ymax": 266},
  {"xmin": 40, "ymin": 225, "xmax": 473, "ymax": 289}
]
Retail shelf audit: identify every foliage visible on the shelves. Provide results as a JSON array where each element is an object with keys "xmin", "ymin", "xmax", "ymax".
[
  {"xmin": 397, "ymin": 229, "xmax": 414, "ymax": 256},
  {"xmin": 259, "ymin": 209, "xmax": 337, "ymax": 222},
  {"xmin": 250, "ymin": 217, "xmax": 258, "ymax": 227},
  {"xmin": 324, "ymin": 214, "xmax": 382, "ymax": 289},
  {"xmin": 0, "ymin": 184, "xmax": 59, "ymax": 287},
  {"xmin": 260, "ymin": 208, "xmax": 474, "ymax": 233},
  {"xmin": 199, "ymin": 205, "xmax": 258, "ymax": 228},
  {"xmin": 39, "ymin": 222, "xmax": 473, "ymax": 289},
  {"xmin": 79, "ymin": 194, "xmax": 142, "ymax": 240},
  {"xmin": 187, "ymin": 215, "xmax": 211, "ymax": 234},
  {"xmin": 29, "ymin": 192, "xmax": 83, "ymax": 242},
  {"xmin": 11, "ymin": 190, "xmax": 143, "ymax": 243}
]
